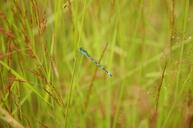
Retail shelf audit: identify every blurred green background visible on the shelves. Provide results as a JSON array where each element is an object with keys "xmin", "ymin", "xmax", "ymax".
[{"xmin": 0, "ymin": 0, "xmax": 193, "ymax": 128}]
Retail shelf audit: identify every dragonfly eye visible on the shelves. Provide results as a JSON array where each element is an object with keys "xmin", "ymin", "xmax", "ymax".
[
  {"xmin": 79, "ymin": 47, "xmax": 84, "ymax": 51},
  {"xmin": 80, "ymin": 48, "xmax": 86, "ymax": 53}
]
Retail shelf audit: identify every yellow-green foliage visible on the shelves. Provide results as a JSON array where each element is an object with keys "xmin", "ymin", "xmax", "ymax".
[{"xmin": 0, "ymin": 0, "xmax": 193, "ymax": 128}]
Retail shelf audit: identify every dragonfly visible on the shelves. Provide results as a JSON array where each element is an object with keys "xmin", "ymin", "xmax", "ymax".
[{"xmin": 79, "ymin": 47, "xmax": 112, "ymax": 77}]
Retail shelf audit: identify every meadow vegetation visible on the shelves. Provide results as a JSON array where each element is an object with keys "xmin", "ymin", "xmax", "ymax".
[{"xmin": 0, "ymin": 0, "xmax": 193, "ymax": 128}]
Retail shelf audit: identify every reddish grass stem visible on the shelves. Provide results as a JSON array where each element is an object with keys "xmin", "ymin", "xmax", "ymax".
[
  {"xmin": 84, "ymin": 42, "xmax": 109, "ymax": 110},
  {"xmin": 156, "ymin": 61, "xmax": 167, "ymax": 113}
]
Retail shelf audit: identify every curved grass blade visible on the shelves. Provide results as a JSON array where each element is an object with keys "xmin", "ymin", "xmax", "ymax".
[{"xmin": 0, "ymin": 61, "xmax": 52, "ymax": 107}]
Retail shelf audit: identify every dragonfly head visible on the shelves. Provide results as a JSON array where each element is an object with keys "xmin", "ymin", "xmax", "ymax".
[{"xmin": 79, "ymin": 47, "xmax": 89, "ymax": 56}]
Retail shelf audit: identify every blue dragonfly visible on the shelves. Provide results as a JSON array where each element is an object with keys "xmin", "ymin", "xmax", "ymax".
[{"xmin": 79, "ymin": 47, "xmax": 112, "ymax": 77}]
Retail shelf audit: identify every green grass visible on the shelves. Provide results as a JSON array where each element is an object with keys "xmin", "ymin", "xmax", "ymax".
[{"xmin": 0, "ymin": 0, "xmax": 193, "ymax": 128}]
